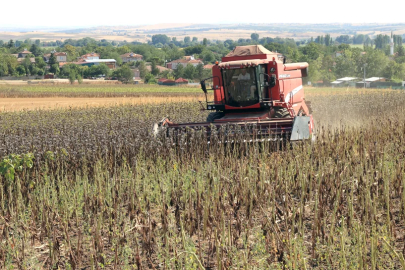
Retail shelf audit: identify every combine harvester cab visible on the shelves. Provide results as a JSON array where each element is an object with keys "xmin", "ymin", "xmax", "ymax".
[{"xmin": 154, "ymin": 45, "xmax": 315, "ymax": 143}]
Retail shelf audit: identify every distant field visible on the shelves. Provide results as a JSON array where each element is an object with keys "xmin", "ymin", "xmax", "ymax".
[
  {"xmin": 2, "ymin": 23, "xmax": 405, "ymax": 43},
  {"xmin": 0, "ymin": 84, "xmax": 396, "ymax": 98},
  {"xmin": 0, "ymin": 84, "xmax": 400, "ymax": 111},
  {"xmin": 0, "ymin": 84, "xmax": 202, "ymax": 98}
]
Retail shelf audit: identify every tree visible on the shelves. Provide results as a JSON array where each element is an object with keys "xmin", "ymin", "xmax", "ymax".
[
  {"xmin": 117, "ymin": 45, "xmax": 130, "ymax": 55},
  {"xmin": 335, "ymin": 35, "xmax": 352, "ymax": 44},
  {"xmin": 144, "ymin": 73, "xmax": 157, "ymax": 84},
  {"xmin": 383, "ymin": 61, "xmax": 405, "ymax": 81},
  {"xmin": 397, "ymin": 45, "xmax": 405, "ymax": 57},
  {"xmin": 173, "ymin": 64, "xmax": 184, "ymax": 79},
  {"xmin": 21, "ymin": 57, "xmax": 31, "ymax": 75},
  {"xmin": 361, "ymin": 49, "xmax": 389, "ymax": 77},
  {"xmin": 325, "ymin": 34, "xmax": 332, "ymax": 46},
  {"xmin": 184, "ymin": 36, "xmax": 191, "ymax": 44},
  {"xmin": 16, "ymin": 65, "xmax": 26, "ymax": 76},
  {"xmin": 184, "ymin": 45, "xmax": 205, "ymax": 55},
  {"xmin": 64, "ymin": 44, "xmax": 79, "ymax": 62},
  {"xmin": 203, "ymin": 38, "xmax": 208, "ymax": 46},
  {"xmin": 48, "ymin": 53, "xmax": 59, "ymax": 74},
  {"xmin": 29, "ymin": 44, "xmax": 41, "ymax": 56},
  {"xmin": 299, "ymin": 42, "xmax": 322, "ymax": 61},
  {"xmin": 200, "ymin": 50, "xmax": 215, "ymax": 63},
  {"xmin": 49, "ymin": 64, "xmax": 59, "ymax": 75},
  {"xmin": 195, "ymin": 63, "xmax": 204, "ymax": 80},
  {"xmin": 69, "ymin": 71, "xmax": 76, "ymax": 84},
  {"xmin": 137, "ymin": 61, "xmax": 148, "ymax": 79},
  {"xmin": 113, "ymin": 65, "xmax": 133, "ymax": 82},
  {"xmin": 251, "ymin": 33, "xmax": 259, "ymax": 41},
  {"xmin": 334, "ymin": 50, "xmax": 356, "ymax": 78},
  {"xmin": 35, "ymin": 57, "xmax": 46, "ymax": 69},
  {"xmin": 183, "ymin": 63, "xmax": 195, "ymax": 80},
  {"xmin": 35, "ymin": 39, "xmax": 41, "ymax": 46},
  {"xmin": 152, "ymin": 34, "xmax": 170, "ymax": 45},
  {"xmin": 338, "ymin": 44, "xmax": 350, "ymax": 51},
  {"xmin": 151, "ymin": 61, "xmax": 160, "ymax": 76},
  {"xmin": 374, "ymin": 34, "xmax": 390, "ymax": 50},
  {"xmin": 37, "ymin": 69, "xmax": 44, "ymax": 76},
  {"xmin": 160, "ymin": 69, "xmax": 172, "ymax": 79},
  {"xmin": 192, "ymin": 37, "xmax": 198, "ymax": 43},
  {"xmin": 0, "ymin": 54, "xmax": 18, "ymax": 76},
  {"xmin": 77, "ymin": 74, "xmax": 83, "ymax": 84},
  {"xmin": 307, "ymin": 56, "xmax": 322, "ymax": 83},
  {"xmin": 8, "ymin": 40, "xmax": 14, "ymax": 49},
  {"xmin": 48, "ymin": 53, "xmax": 57, "ymax": 66}
]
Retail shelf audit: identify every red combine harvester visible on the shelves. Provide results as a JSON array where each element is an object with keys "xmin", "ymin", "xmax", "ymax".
[{"xmin": 154, "ymin": 45, "xmax": 315, "ymax": 142}]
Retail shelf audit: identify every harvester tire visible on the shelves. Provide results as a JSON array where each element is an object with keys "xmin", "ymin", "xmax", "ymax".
[
  {"xmin": 274, "ymin": 108, "xmax": 291, "ymax": 118},
  {"xmin": 207, "ymin": 112, "xmax": 224, "ymax": 122}
]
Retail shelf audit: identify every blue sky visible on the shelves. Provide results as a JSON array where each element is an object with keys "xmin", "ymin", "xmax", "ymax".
[{"xmin": 1, "ymin": 0, "xmax": 404, "ymax": 30}]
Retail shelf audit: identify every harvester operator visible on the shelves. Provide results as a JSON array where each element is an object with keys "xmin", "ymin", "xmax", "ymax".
[
  {"xmin": 237, "ymin": 69, "xmax": 251, "ymax": 81},
  {"xmin": 237, "ymin": 69, "xmax": 256, "ymax": 99}
]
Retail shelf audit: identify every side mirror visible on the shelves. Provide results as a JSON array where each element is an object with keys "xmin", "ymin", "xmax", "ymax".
[
  {"xmin": 269, "ymin": 75, "xmax": 276, "ymax": 87},
  {"xmin": 200, "ymin": 80, "xmax": 207, "ymax": 93}
]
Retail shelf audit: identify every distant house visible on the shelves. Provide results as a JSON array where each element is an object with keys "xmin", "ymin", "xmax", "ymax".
[
  {"xmin": 335, "ymin": 51, "xmax": 343, "ymax": 57},
  {"xmin": 78, "ymin": 52, "xmax": 100, "ymax": 61},
  {"xmin": 76, "ymin": 59, "xmax": 117, "ymax": 69},
  {"xmin": 356, "ymin": 77, "xmax": 386, "ymax": 88},
  {"xmin": 44, "ymin": 52, "xmax": 67, "ymax": 63},
  {"xmin": 203, "ymin": 64, "xmax": 214, "ymax": 70},
  {"xmin": 158, "ymin": 78, "xmax": 176, "ymax": 86},
  {"xmin": 17, "ymin": 58, "xmax": 35, "ymax": 64},
  {"xmin": 146, "ymin": 64, "xmax": 169, "ymax": 73},
  {"xmin": 175, "ymin": 77, "xmax": 188, "ymax": 85},
  {"xmin": 121, "ymin": 52, "xmax": 143, "ymax": 63},
  {"xmin": 18, "ymin": 49, "xmax": 32, "ymax": 58},
  {"xmin": 331, "ymin": 77, "xmax": 358, "ymax": 87},
  {"xmin": 166, "ymin": 56, "xmax": 204, "ymax": 69}
]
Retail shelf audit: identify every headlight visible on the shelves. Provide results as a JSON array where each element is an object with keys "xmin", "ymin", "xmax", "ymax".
[{"xmin": 208, "ymin": 106, "xmax": 211, "ymax": 109}]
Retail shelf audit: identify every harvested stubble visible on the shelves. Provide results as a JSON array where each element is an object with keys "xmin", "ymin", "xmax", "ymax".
[{"xmin": 1, "ymin": 91, "xmax": 405, "ymax": 269}]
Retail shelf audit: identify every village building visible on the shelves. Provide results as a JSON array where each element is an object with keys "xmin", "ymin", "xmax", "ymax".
[
  {"xmin": 43, "ymin": 52, "xmax": 67, "ymax": 63},
  {"xmin": 166, "ymin": 56, "xmax": 203, "ymax": 69},
  {"xmin": 203, "ymin": 64, "xmax": 214, "ymax": 70},
  {"xmin": 331, "ymin": 77, "xmax": 358, "ymax": 87},
  {"xmin": 76, "ymin": 59, "xmax": 117, "ymax": 69},
  {"xmin": 18, "ymin": 49, "xmax": 32, "ymax": 58},
  {"xmin": 356, "ymin": 77, "xmax": 386, "ymax": 88},
  {"xmin": 146, "ymin": 64, "xmax": 169, "ymax": 73},
  {"xmin": 121, "ymin": 53, "xmax": 143, "ymax": 63},
  {"xmin": 17, "ymin": 58, "xmax": 35, "ymax": 64},
  {"xmin": 78, "ymin": 52, "xmax": 100, "ymax": 61}
]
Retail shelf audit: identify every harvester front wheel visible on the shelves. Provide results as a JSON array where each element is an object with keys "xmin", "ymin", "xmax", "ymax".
[
  {"xmin": 274, "ymin": 107, "xmax": 291, "ymax": 118},
  {"xmin": 207, "ymin": 112, "xmax": 224, "ymax": 122}
]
